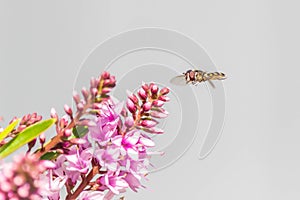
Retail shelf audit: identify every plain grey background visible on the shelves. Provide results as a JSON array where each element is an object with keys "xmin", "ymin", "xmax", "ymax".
[{"xmin": 1, "ymin": 1, "xmax": 300, "ymax": 199}]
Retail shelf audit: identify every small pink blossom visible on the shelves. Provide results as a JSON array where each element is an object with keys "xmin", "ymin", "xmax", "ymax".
[
  {"xmin": 99, "ymin": 172, "xmax": 128, "ymax": 195},
  {"xmin": 89, "ymin": 102, "xmax": 121, "ymax": 145},
  {"xmin": 94, "ymin": 145, "xmax": 120, "ymax": 172},
  {"xmin": 64, "ymin": 148, "xmax": 93, "ymax": 174},
  {"xmin": 77, "ymin": 191, "xmax": 105, "ymax": 200}
]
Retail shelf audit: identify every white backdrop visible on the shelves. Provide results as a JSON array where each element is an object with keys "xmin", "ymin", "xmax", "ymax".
[{"xmin": 0, "ymin": 1, "xmax": 299, "ymax": 199}]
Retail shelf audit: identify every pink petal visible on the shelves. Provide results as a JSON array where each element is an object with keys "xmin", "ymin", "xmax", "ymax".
[
  {"xmin": 139, "ymin": 137, "xmax": 155, "ymax": 147},
  {"xmin": 127, "ymin": 148, "xmax": 139, "ymax": 161}
]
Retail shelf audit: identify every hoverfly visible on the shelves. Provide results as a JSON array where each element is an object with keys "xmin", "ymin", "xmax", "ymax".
[{"xmin": 170, "ymin": 69, "xmax": 226, "ymax": 88}]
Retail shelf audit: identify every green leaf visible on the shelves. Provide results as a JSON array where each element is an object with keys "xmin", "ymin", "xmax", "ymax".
[
  {"xmin": 72, "ymin": 125, "xmax": 89, "ymax": 138},
  {"xmin": 0, "ymin": 118, "xmax": 56, "ymax": 159},
  {"xmin": 40, "ymin": 151, "xmax": 60, "ymax": 160},
  {"xmin": 0, "ymin": 119, "xmax": 20, "ymax": 142}
]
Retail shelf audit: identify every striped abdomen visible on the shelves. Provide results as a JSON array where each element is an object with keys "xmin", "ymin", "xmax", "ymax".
[{"xmin": 205, "ymin": 72, "xmax": 226, "ymax": 80}]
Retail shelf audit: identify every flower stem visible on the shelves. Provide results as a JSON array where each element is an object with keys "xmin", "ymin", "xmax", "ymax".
[
  {"xmin": 66, "ymin": 165, "xmax": 99, "ymax": 200},
  {"xmin": 34, "ymin": 100, "xmax": 92, "ymax": 158}
]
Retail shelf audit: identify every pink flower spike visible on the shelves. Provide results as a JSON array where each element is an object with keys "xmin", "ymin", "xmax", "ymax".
[{"xmin": 152, "ymin": 100, "xmax": 164, "ymax": 107}]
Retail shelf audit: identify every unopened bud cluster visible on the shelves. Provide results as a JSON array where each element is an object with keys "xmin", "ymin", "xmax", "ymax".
[
  {"xmin": 126, "ymin": 82, "xmax": 170, "ymax": 134},
  {"xmin": 0, "ymin": 113, "xmax": 43, "ymax": 148},
  {"xmin": 11, "ymin": 113, "xmax": 42, "ymax": 135}
]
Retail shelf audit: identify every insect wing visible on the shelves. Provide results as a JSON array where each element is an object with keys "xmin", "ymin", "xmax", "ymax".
[
  {"xmin": 208, "ymin": 80, "xmax": 216, "ymax": 88},
  {"xmin": 170, "ymin": 75, "xmax": 187, "ymax": 86}
]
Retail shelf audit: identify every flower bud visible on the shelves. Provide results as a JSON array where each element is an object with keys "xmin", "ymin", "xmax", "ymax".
[
  {"xmin": 93, "ymin": 103, "xmax": 102, "ymax": 110},
  {"xmin": 9, "ymin": 117, "xmax": 18, "ymax": 125},
  {"xmin": 21, "ymin": 114, "xmax": 30, "ymax": 125},
  {"xmin": 39, "ymin": 133, "xmax": 45, "ymax": 144},
  {"xmin": 142, "ymin": 102, "xmax": 152, "ymax": 112},
  {"xmin": 63, "ymin": 129, "xmax": 72, "ymax": 137},
  {"xmin": 150, "ymin": 83, "xmax": 158, "ymax": 94},
  {"xmin": 64, "ymin": 104, "xmax": 73, "ymax": 116},
  {"xmin": 102, "ymin": 87, "xmax": 112, "ymax": 94},
  {"xmin": 127, "ymin": 90, "xmax": 138, "ymax": 104},
  {"xmin": 138, "ymin": 88, "xmax": 147, "ymax": 100},
  {"xmin": 90, "ymin": 77, "xmax": 97, "ymax": 88},
  {"xmin": 150, "ymin": 110, "xmax": 168, "ymax": 118},
  {"xmin": 125, "ymin": 116, "xmax": 134, "ymax": 128},
  {"xmin": 101, "ymin": 71, "xmax": 110, "ymax": 79},
  {"xmin": 76, "ymin": 103, "xmax": 84, "ymax": 111},
  {"xmin": 50, "ymin": 108, "xmax": 58, "ymax": 120},
  {"xmin": 160, "ymin": 87, "xmax": 170, "ymax": 95},
  {"xmin": 81, "ymin": 87, "xmax": 89, "ymax": 100},
  {"xmin": 152, "ymin": 100, "xmax": 164, "ymax": 107},
  {"xmin": 103, "ymin": 79, "xmax": 112, "ymax": 86},
  {"xmin": 158, "ymin": 95, "xmax": 170, "ymax": 102},
  {"xmin": 40, "ymin": 160, "xmax": 56, "ymax": 169},
  {"xmin": 91, "ymin": 88, "xmax": 98, "ymax": 97},
  {"xmin": 73, "ymin": 91, "xmax": 81, "ymax": 104},
  {"xmin": 59, "ymin": 116, "xmax": 68, "ymax": 128},
  {"xmin": 140, "ymin": 119, "xmax": 158, "ymax": 128},
  {"xmin": 139, "ymin": 137, "xmax": 155, "ymax": 147},
  {"xmin": 126, "ymin": 99, "xmax": 137, "ymax": 113},
  {"xmin": 32, "ymin": 113, "xmax": 37, "ymax": 119},
  {"xmin": 143, "ymin": 127, "xmax": 164, "ymax": 134},
  {"xmin": 142, "ymin": 82, "xmax": 149, "ymax": 91},
  {"xmin": 70, "ymin": 138, "xmax": 87, "ymax": 144},
  {"xmin": 16, "ymin": 125, "xmax": 27, "ymax": 133},
  {"xmin": 36, "ymin": 115, "xmax": 42, "ymax": 122}
]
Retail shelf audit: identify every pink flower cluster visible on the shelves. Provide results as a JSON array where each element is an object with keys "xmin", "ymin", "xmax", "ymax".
[
  {"xmin": 0, "ymin": 71, "xmax": 170, "ymax": 200},
  {"xmin": 0, "ymin": 154, "xmax": 55, "ymax": 200},
  {"xmin": 45, "ymin": 72, "xmax": 170, "ymax": 199}
]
